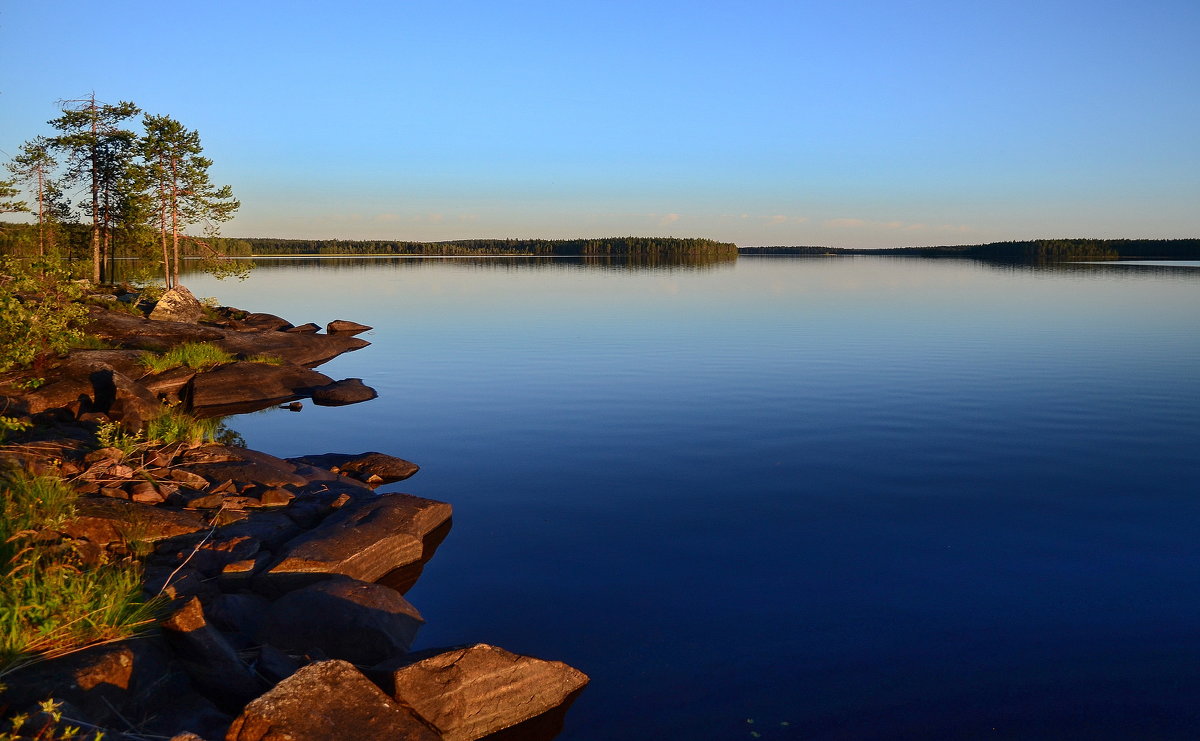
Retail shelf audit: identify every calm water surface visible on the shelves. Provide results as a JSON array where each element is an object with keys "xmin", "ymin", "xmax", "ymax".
[{"xmin": 187, "ymin": 256, "xmax": 1200, "ymax": 740}]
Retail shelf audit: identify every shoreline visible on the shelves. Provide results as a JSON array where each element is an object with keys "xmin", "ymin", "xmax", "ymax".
[{"xmin": 0, "ymin": 283, "xmax": 587, "ymax": 740}]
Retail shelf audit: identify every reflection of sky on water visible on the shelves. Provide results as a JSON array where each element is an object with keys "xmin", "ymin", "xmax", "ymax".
[{"xmin": 184, "ymin": 256, "xmax": 1200, "ymax": 741}]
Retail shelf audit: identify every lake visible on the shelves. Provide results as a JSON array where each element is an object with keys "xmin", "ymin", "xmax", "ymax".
[{"xmin": 185, "ymin": 255, "xmax": 1200, "ymax": 740}]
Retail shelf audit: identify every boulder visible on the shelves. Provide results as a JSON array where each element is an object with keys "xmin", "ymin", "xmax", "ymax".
[
  {"xmin": 83, "ymin": 367, "xmax": 164, "ymax": 429},
  {"xmin": 140, "ymin": 366, "xmax": 197, "ymax": 405},
  {"xmin": 160, "ymin": 597, "xmax": 263, "ymax": 712},
  {"xmin": 327, "ymin": 319, "xmax": 372, "ymax": 335},
  {"xmin": 260, "ymin": 576, "xmax": 425, "ymax": 665},
  {"xmin": 380, "ymin": 643, "xmax": 590, "ymax": 741},
  {"xmin": 149, "ymin": 285, "xmax": 205, "ymax": 323},
  {"xmin": 289, "ymin": 451, "xmax": 419, "ymax": 487},
  {"xmin": 311, "ymin": 378, "xmax": 378, "ymax": 406},
  {"xmin": 188, "ymin": 361, "xmax": 332, "ymax": 413},
  {"xmin": 226, "ymin": 660, "xmax": 439, "ymax": 741},
  {"xmin": 0, "ymin": 638, "xmax": 184, "ymax": 730},
  {"xmin": 263, "ymin": 493, "xmax": 452, "ymax": 588},
  {"xmin": 240, "ymin": 312, "xmax": 292, "ymax": 331}
]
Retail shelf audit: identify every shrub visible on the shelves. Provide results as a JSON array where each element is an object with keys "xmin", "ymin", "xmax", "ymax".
[
  {"xmin": 0, "ymin": 469, "xmax": 159, "ymax": 677},
  {"xmin": 0, "ymin": 258, "xmax": 90, "ymax": 373}
]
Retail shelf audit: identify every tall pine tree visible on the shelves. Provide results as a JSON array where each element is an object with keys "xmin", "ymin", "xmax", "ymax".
[
  {"xmin": 138, "ymin": 114, "xmax": 239, "ymax": 288},
  {"xmin": 49, "ymin": 94, "xmax": 140, "ymax": 283}
]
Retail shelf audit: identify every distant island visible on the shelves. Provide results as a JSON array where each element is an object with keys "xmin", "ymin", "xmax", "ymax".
[{"xmin": 739, "ymin": 238, "xmax": 1200, "ymax": 261}]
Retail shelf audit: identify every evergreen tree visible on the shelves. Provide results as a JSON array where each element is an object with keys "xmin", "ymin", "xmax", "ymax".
[
  {"xmin": 0, "ymin": 177, "xmax": 27, "ymax": 216},
  {"xmin": 48, "ymin": 94, "xmax": 140, "ymax": 282},
  {"xmin": 7, "ymin": 137, "xmax": 60, "ymax": 256},
  {"xmin": 137, "ymin": 114, "xmax": 239, "ymax": 288}
]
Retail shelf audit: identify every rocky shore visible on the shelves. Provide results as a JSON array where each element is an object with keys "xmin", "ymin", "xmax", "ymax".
[{"xmin": 0, "ymin": 286, "xmax": 588, "ymax": 740}]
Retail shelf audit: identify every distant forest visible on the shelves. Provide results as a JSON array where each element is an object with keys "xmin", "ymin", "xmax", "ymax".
[
  {"xmin": 209, "ymin": 235, "xmax": 740, "ymax": 258},
  {"xmin": 740, "ymin": 239, "xmax": 1200, "ymax": 260}
]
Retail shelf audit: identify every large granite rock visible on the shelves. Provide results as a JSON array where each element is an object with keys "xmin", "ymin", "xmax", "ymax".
[
  {"xmin": 226, "ymin": 660, "xmax": 439, "ymax": 741},
  {"xmin": 261, "ymin": 576, "xmax": 425, "ymax": 665},
  {"xmin": 311, "ymin": 378, "xmax": 378, "ymax": 406},
  {"xmin": 160, "ymin": 597, "xmax": 263, "ymax": 712},
  {"xmin": 0, "ymin": 638, "xmax": 187, "ymax": 731},
  {"xmin": 149, "ymin": 285, "xmax": 204, "ymax": 323},
  {"xmin": 381, "ymin": 643, "xmax": 590, "ymax": 741},
  {"xmin": 263, "ymin": 493, "xmax": 452, "ymax": 588},
  {"xmin": 288, "ymin": 451, "xmax": 420, "ymax": 487},
  {"xmin": 188, "ymin": 361, "xmax": 333, "ymax": 413}
]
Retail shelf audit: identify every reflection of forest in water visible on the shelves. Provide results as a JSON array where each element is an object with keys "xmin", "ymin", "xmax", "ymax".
[
  {"xmin": 111, "ymin": 251, "xmax": 740, "ymax": 280},
  {"xmin": 108, "ymin": 252, "xmax": 1200, "ymax": 284}
]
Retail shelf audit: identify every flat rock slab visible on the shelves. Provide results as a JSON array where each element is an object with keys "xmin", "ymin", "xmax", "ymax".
[
  {"xmin": 181, "ymin": 460, "xmax": 310, "ymax": 489},
  {"xmin": 86, "ymin": 305, "xmax": 225, "ymax": 350},
  {"xmin": 383, "ymin": 643, "xmax": 590, "ymax": 741},
  {"xmin": 288, "ymin": 451, "xmax": 419, "ymax": 486},
  {"xmin": 227, "ymin": 660, "xmax": 439, "ymax": 741},
  {"xmin": 212, "ymin": 330, "xmax": 369, "ymax": 369},
  {"xmin": 189, "ymin": 361, "xmax": 333, "ymax": 412},
  {"xmin": 264, "ymin": 493, "xmax": 452, "ymax": 586},
  {"xmin": 63, "ymin": 497, "xmax": 207, "ymax": 545},
  {"xmin": 261, "ymin": 576, "xmax": 424, "ymax": 665}
]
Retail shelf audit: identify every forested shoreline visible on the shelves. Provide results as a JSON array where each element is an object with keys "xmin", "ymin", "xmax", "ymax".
[
  {"xmin": 740, "ymin": 238, "xmax": 1200, "ymax": 260},
  {"xmin": 4, "ymin": 224, "xmax": 1198, "ymax": 264}
]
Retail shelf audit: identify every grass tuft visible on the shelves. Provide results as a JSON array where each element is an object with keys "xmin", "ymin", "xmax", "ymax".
[
  {"xmin": 0, "ymin": 469, "xmax": 160, "ymax": 677},
  {"xmin": 140, "ymin": 342, "xmax": 234, "ymax": 373},
  {"xmin": 143, "ymin": 407, "xmax": 221, "ymax": 446}
]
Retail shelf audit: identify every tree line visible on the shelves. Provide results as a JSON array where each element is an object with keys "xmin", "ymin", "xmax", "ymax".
[
  {"xmin": 741, "ymin": 239, "xmax": 1200, "ymax": 260},
  {"xmin": 215, "ymin": 235, "xmax": 739, "ymax": 258},
  {"xmin": 0, "ymin": 94, "xmax": 239, "ymax": 287}
]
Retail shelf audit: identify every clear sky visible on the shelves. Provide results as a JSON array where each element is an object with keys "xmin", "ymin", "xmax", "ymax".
[{"xmin": 2, "ymin": 0, "xmax": 1198, "ymax": 248}]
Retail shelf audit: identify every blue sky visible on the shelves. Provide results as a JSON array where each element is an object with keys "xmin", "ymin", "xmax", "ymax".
[{"xmin": 2, "ymin": 0, "xmax": 1198, "ymax": 248}]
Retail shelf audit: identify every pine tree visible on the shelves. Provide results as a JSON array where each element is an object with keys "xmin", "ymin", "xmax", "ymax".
[
  {"xmin": 0, "ymin": 178, "xmax": 27, "ymax": 216},
  {"xmin": 48, "ymin": 94, "xmax": 140, "ymax": 283},
  {"xmin": 137, "ymin": 114, "xmax": 239, "ymax": 288},
  {"xmin": 7, "ymin": 137, "xmax": 60, "ymax": 256}
]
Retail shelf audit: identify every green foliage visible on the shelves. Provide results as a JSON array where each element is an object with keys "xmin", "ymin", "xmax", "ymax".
[
  {"xmin": 0, "ymin": 696, "xmax": 103, "ymax": 739},
  {"xmin": 216, "ymin": 235, "xmax": 741, "ymax": 258},
  {"xmin": 0, "ymin": 258, "xmax": 90, "ymax": 372},
  {"xmin": 139, "ymin": 342, "xmax": 234, "ymax": 373},
  {"xmin": 0, "ymin": 469, "xmax": 159, "ymax": 677},
  {"xmin": 242, "ymin": 353, "xmax": 283, "ymax": 365},
  {"xmin": 0, "ymin": 177, "xmax": 29, "ymax": 215},
  {"xmin": 0, "ymin": 416, "xmax": 32, "ymax": 442},
  {"xmin": 143, "ymin": 407, "xmax": 221, "ymax": 445},
  {"xmin": 94, "ymin": 421, "xmax": 142, "ymax": 456}
]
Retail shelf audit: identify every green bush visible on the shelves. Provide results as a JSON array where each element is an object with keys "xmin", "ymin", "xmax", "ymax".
[{"xmin": 0, "ymin": 258, "xmax": 90, "ymax": 372}]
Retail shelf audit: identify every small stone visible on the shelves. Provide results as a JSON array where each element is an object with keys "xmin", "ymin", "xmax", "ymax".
[
  {"xmin": 129, "ymin": 480, "xmax": 165, "ymax": 504},
  {"xmin": 326, "ymin": 319, "xmax": 372, "ymax": 335},
  {"xmin": 283, "ymin": 322, "xmax": 321, "ymax": 333},
  {"xmin": 258, "ymin": 488, "xmax": 295, "ymax": 507}
]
